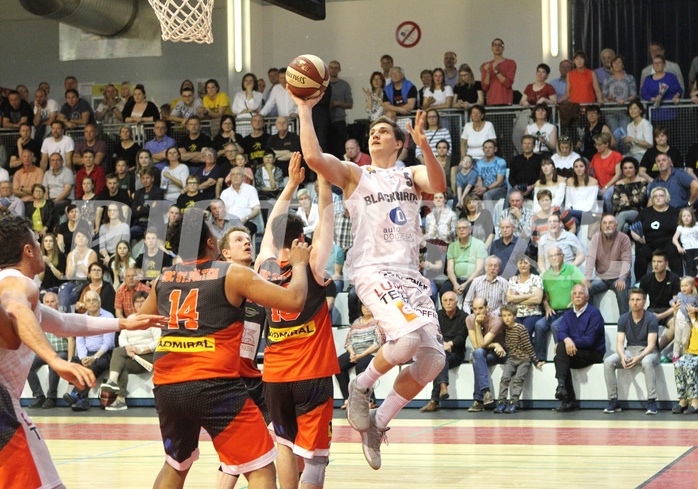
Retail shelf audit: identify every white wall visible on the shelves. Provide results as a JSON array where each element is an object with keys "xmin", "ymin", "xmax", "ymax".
[{"xmin": 2, "ymin": 0, "xmax": 567, "ymax": 122}]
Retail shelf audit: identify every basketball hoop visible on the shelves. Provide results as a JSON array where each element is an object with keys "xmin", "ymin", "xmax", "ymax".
[{"xmin": 148, "ymin": 0, "xmax": 214, "ymax": 44}]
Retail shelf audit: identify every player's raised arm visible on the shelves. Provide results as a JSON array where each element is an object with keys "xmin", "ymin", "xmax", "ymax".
[
  {"xmin": 408, "ymin": 110, "xmax": 447, "ymax": 194},
  {"xmin": 255, "ymin": 151, "xmax": 305, "ymax": 268},
  {"xmin": 309, "ymin": 173, "xmax": 335, "ymax": 283},
  {"xmin": 288, "ymin": 88, "xmax": 359, "ymax": 190}
]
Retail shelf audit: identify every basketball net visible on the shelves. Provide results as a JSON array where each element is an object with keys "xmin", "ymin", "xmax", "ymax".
[{"xmin": 148, "ymin": 0, "xmax": 214, "ymax": 44}]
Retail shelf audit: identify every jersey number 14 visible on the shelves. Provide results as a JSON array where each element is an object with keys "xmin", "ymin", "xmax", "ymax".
[{"xmin": 167, "ymin": 289, "xmax": 200, "ymax": 329}]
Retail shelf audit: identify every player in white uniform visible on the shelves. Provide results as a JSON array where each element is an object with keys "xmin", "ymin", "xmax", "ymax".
[
  {"xmin": 292, "ymin": 90, "xmax": 447, "ymax": 470},
  {"xmin": 0, "ymin": 215, "xmax": 166, "ymax": 489}
]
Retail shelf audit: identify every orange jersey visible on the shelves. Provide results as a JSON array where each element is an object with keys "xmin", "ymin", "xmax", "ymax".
[
  {"xmin": 258, "ymin": 260, "xmax": 339, "ymax": 382},
  {"xmin": 154, "ymin": 260, "xmax": 244, "ymax": 385}
]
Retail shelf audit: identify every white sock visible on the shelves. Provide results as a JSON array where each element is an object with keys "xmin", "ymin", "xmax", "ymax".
[
  {"xmin": 355, "ymin": 361, "xmax": 382, "ymax": 390},
  {"xmin": 375, "ymin": 388, "xmax": 408, "ymax": 430}
]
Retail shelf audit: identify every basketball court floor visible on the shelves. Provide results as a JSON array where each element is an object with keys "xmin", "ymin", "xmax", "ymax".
[{"xmin": 30, "ymin": 406, "xmax": 698, "ymax": 488}]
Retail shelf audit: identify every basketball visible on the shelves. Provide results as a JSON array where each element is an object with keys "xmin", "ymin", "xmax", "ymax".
[{"xmin": 286, "ymin": 54, "xmax": 330, "ymax": 100}]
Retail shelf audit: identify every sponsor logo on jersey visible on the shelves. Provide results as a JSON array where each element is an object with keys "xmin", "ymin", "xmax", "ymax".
[
  {"xmin": 156, "ymin": 336, "xmax": 216, "ymax": 352},
  {"xmin": 396, "ymin": 300, "xmax": 418, "ymax": 321},
  {"xmin": 363, "ymin": 192, "xmax": 418, "ymax": 206},
  {"xmin": 268, "ymin": 320, "xmax": 317, "ymax": 343}
]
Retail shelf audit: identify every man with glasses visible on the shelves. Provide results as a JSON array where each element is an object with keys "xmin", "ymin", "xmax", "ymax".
[
  {"xmin": 144, "ymin": 120, "xmax": 175, "ymax": 166},
  {"xmin": 537, "ymin": 214, "xmax": 585, "ymax": 274},
  {"xmin": 480, "ymin": 38, "xmax": 517, "ymax": 105}
]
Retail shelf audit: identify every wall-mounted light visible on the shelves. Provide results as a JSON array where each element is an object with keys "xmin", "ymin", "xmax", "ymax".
[
  {"xmin": 549, "ymin": 0, "xmax": 559, "ymax": 57},
  {"xmin": 227, "ymin": 0, "xmax": 244, "ymax": 74}
]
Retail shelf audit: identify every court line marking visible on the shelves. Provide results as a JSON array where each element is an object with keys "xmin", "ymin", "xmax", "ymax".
[
  {"xmin": 636, "ymin": 446, "xmax": 697, "ymax": 488},
  {"xmin": 53, "ymin": 440, "xmax": 162, "ymax": 465}
]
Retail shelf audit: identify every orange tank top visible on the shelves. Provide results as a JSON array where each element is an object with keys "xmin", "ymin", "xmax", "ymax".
[{"xmin": 568, "ymin": 69, "xmax": 595, "ymax": 104}]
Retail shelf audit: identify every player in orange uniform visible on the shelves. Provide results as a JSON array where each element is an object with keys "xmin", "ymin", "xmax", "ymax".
[
  {"xmin": 256, "ymin": 152, "xmax": 338, "ymax": 489},
  {"xmin": 139, "ymin": 207, "xmax": 312, "ymax": 489}
]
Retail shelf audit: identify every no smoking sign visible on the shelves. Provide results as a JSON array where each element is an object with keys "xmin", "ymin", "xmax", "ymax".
[{"xmin": 395, "ymin": 21, "xmax": 421, "ymax": 48}]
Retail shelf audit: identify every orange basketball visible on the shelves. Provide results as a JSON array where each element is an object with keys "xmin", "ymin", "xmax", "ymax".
[{"xmin": 286, "ymin": 54, "xmax": 330, "ymax": 100}]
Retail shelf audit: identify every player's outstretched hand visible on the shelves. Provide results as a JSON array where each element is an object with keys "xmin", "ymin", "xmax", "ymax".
[
  {"xmin": 50, "ymin": 358, "xmax": 96, "ymax": 390},
  {"xmin": 288, "ymin": 152, "xmax": 306, "ymax": 188},
  {"xmin": 286, "ymin": 84, "xmax": 322, "ymax": 109},
  {"xmin": 289, "ymin": 239, "xmax": 312, "ymax": 267},
  {"xmin": 406, "ymin": 109, "xmax": 427, "ymax": 147},
  {"xmin": 119, "ymin": 314, "xmax": 169, "ymax": 331}
]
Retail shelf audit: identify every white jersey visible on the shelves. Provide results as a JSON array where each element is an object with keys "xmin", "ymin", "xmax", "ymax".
[
  {"xmin": 0, "ymin": 269, "xmax": 41, "ymax": 399},
  {"xmin": 345, "ymin": 165, "xmax": 422, "ymax": 271}
]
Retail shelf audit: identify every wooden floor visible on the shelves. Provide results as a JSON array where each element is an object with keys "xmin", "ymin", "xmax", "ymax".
[{"xmin": 30, "ymin": 407, "xmax": 698, "ymax": 489}]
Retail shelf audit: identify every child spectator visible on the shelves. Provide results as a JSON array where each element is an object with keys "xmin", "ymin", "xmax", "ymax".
[
  {"xmin": 335, "ymin": 302, "xmax": 383, "ymax": 409},
  {"xmin": 455, "ymin": 155, "xmax": 477, "ymax": 210},
  {"xmin": 672, "ymin": 208, "xmax": 698, "ymax": 277},
  {"xmin": 670, "ymin": 276, "xmax": 698, "ymax": 362},
  {"xmin": 493, "ymin": 304, "xmax": 544, "ymax": 414}
]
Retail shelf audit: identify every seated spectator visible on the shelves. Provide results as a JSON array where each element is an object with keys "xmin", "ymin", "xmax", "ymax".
[
  {"xmin": 108, "ymin": 163, "xmax": 134, "ymax": 202},
  {"xmin": 144, "ymin": 120, "xmax": 176, "ymax": 166},
  {"xmin": 575, "ymin": 104, "xmax": 615, "ymax": 164},
  {"xmin": 551, "ymin": 136, "xmax": 580, "ymax": 180},
  {"xmin": 176, "ymin": 175, "xmax": 208, "ymax": 212},
  {"xmin": 381, "ymin": 66, "xmax": 417, "ymax": 116},
  {"xmin": 530, "ymin": 190, "xmax": 576, "ymax": 250},
  {"xmin": 232, "ymin": 72, "xmax": 263, "ymax": 120},
  {"xmin": 2, "ymin": 90, "xmax": 33, "ymax": 128},
  {"xmin": 601, "ymin": 55, "xmax": 637, "ymax": 132},
  {"xmin": 207, "ymin": 198, "xmax": 243, "ymax": 242},
  {"xmin": 647, "ymin": 154, "xmax": 698, "ymax": 209},
  {"xmin": 74, "ymin": 262, "xmax": 116, "ymax": 315},
  {"xmin": 62, "ymin": 290, "xmax": 115, "ymax": 411},
  {"xmin": 420, "ymin": 291, "xmax": 467, "ymax": 413},
  {"xmin": 416, "ymin": 109, "xmax": 452, "ymax": 165},
  {"xmin": 75, "ymin": 149, "xmax": 106, "ymax": 200},
  {"xmin": 178, "ymin": 116, "xmax": 213, "ymax": 167},
  {"xmin": 589, "ymin": 132, "xmax": 623, "ymax": 213},
  {"xmin": 673, "ymin": 208, "xmax": 698, "ymax": 277},
  {"xmin": 417, "ymin": 69, "xmax": 433, "ymax": 108},
  {"xmin": 432, "ymin": 140, "xmax": 458, "ymax": 197},
  {"xmin": 421, "ymin": 68, "xmax": 453, "ymax": 110},
  {"xmin": 266, "ymin": 116, "xmax": 301, "ymax": 175},
  {"xmin": 459, "ymin": 105, "xmax": 496, "ymax": 161},
  {"xmin": 109, "ymin": 240, "xmax": 135, "ymax": 290},
  {"xmin": 169, "ymin": 86, "xmax": 203, "ymax": 125},
  {"xmin": 114, "ymin": 268, "xmax": 150, "ymax": 319},
  {"xmin": 0, "ymin": 180, "xmax": 24, "ymax": 218},
  {"xmin": 98, "ymin": 204, "xmax": 130, "ymax": 266},
  {"xmin": 42, "ymin": 152, "xmax": 74, "ymax": 217},
  {"xmin": 624, "ymin": 101, "xmax": 654, "ymax": 162},
  {"xmin": 466, "ymin": 297, "xmax": 506, "ymax": 412},
  {"xmin": 525, "ymin": 103, "xmax": 557, "ymax": 154},
  {"xmin": 255, "ymin": 150, "xmax": 284, "ymax": 200},
  {"xmin": 100, "ymin": 291, "xmax": 160, "ymax": 411},
  {"xmin": 506, "ymin": 255, "xmax": 544, "ymax": 343},
  {"xmin": 561, "ymin": 50, "xmax": 603, "ymax": 105},
  {"xmin": 32, "ymin": 89, "xmax": 60, "ymax": 139},
  {"xmin": 673, "ymin": 306, "xmax": 698, "ymax": 414},
  {"xmin": 9, "ymin": 124, "xmax": 41, "ymax": 178},
  {"xmin": 162, "ymin": 146, "xmax": 189, "ymax": 203},
  {"xmin": 640, "ymin": 127, "xmax": 683, "ymax": 181},
  {"xmin": 440, "ymin": 219, "xmax": 487, "ymax": 299},
  {"xmin": 496, "ymin": 191, "xmax": 533, "ymax": 241},
  {"xmin": 122, "ymin": 84, "xmax": 160, "ymax": 124},
  {"xmin": 553, "ymin": 284, "xmax": 606, "ymax": 412},
  {"xmin": 532, "ymin": 157, "xmax": 566, "ymax": 213},
  {"xmin": 295, "ymin": 188, "xmax": 319, "ymax": 242},
  {"xmin": 136, "ymin": 228, "xmax": 173, "ymax": 286},
  {"xmin": 603, "ymin": 288, "xmax": 660, "ymax": 414},
  {"xmin": 364, "ymin": 71, "xmax": 386, "ymax": 122},
  {"xmin": 57, "ymin": 88, "xmax": 95, "ymax": 129},
  {"xmin": 94, "ymin": 83, "xmax": 123, "ymax": 124},
  {"xmin": 452, "ymin": 63, "xmax": 484, "ymax": 110},
  {"xmin": 508, "ymin": 135, "xmax": 542, "ymax": 200},
  {"xmin": 474, "ymin": 140, "xmax": 507, "ymax": 201},
  {"xmin": 40, "ymin": 120, "xmax": 74, "ymax": 172},
  {"xmin": 565, "ymin": 158, "xmax": 601, "ymax": 226},
  {"xmin": 26, "ymin": 292, "xmax": 73, "ymax": 410},
  {"xmin": 73, "ymin": 123, "xmax": 108, "ymax": 170},
  {"xmin": 584, "ymin": 214, "xmax": 632, "ymax": 317},
  {"xmin": 639, "ymin": 250, "xmax": 680, "ymax": 358},
  {"xmin": 631, "ymin": 187, "xmax": 682, "ymax": 279},
  {"xmin": 134, "ymin": 149, "xmax": 161, "ymax": 191},
  {"xmin": 344, "ymin": 138, "xmax": 372, "ymax": 168},
  {"xmin": 462, "ymin": 195, "xmax": 495, "ymax": 249},
  {"xmin": 220, "ymin": 167, "xmax": 262, "ymax": 236},
  {"xmin": 535, "ymin": 246, "xmax": 585, "ymax": 363},
  {"xmin": 130, "ymin": 168, "xmax": 166, "ymax": 242},
  {"xmin": 212, "ymin": 115, "xmax": 244, "ymax": 159},
  {"xmin": 24, "ymin": 184, "xmax": 55, "ymax": 238},
  {"xmin": 491, "ymin": 218, "xmax": 527, "ymax": 279},
  {"xmin": 612, "ymin": 157, "xmax": 647, "ymax": 233},
  {"xmin": 463, "ymin": 255, "xmax": 508, "ymax": 314},
  {"xmin": 39, "ymin": 233, "xmax": 66, "ymax": 293},
  {"xmin": 113, "ymin": 126, "xmax": 141, "ymax": 171},
  {"xmin": 422, "ymin": 192, "xmax": 457, "ymax": 246},
  {"xmin": 335, "ymin": 302, "xmax": 382, "ymax": 410},
  {"xmin": 493, "ymin": 304, "xmax": 543, "ymax": 414},
  {"xmin": 241, "ymin": 113, "xmax": 270, "ymax": 170},
  {"xmin": 537, "ymin": 214, "xmax": 585, "ymax": 273},
  {"xmin": 520, "ymin": 64, "xmax": 557, "ymax": 107},
  {"xmin": 455, "ymin": 155, "xmax": 477, "ymax": 210}
]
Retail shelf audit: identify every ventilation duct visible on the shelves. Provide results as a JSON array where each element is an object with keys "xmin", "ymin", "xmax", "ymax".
[{"xmin": 19, "ymin": 0, "xmax": 138, "ymax": 37}]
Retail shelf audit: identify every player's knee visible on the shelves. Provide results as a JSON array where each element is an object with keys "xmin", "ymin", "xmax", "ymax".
[
  {"xmin": 408, "ymin": 347, "xmax": 445, "ymax": 386},
  {"xmin": 300, "ymin": 456, "xmax": 328, "ymax": 486},
  {"xmin": 382, "ymin": 332, "xmax": 421, "ymax": 366}
]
